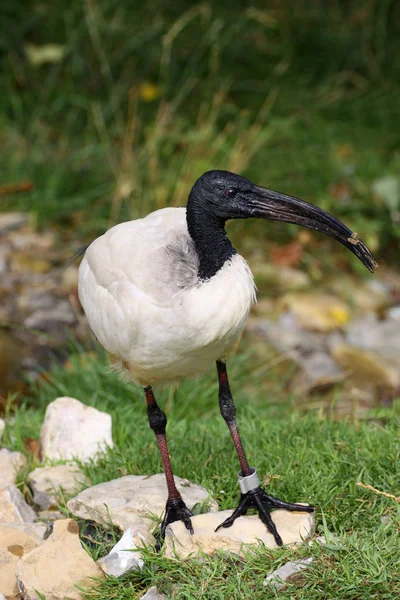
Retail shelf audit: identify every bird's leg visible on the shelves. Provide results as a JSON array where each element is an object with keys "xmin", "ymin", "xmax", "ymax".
[
  {"xmin": 144, "ymin": 386, "xmax": 194, "ymax": 540},
  {"xmin": 215, "ymin": 361, "xmax": 314, "ymax": 546}
]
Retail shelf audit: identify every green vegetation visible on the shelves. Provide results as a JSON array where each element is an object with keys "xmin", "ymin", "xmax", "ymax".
[
  {"xmin": 1, "ymin": 1, "xmax": 400, "ymax": 261},
  {"xmin": 5, "ymin": 348, "xmax": 400, "ymax": 599}
]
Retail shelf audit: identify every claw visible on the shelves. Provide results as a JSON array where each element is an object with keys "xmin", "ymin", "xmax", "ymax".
[
  {"xmin": 160, "ymin": 496, "xmax": 194, "ymax": 539},
  {"xmin": 216, "ymin": 487, "xmax": 314, "ymax": 547}
]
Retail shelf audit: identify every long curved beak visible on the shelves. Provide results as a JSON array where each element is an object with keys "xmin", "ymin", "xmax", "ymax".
[{"xmin": 248, "ymin": 186, "xmax": 377, "ymax": 273}]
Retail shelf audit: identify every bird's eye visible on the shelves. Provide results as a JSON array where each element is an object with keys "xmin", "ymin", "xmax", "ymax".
[{"xmin": 225, "ymin": 188, "xmax": 237, "ymax": 198}]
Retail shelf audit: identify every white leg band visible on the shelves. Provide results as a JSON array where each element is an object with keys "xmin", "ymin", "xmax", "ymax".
[{"xmin": 238, "ymin": 468, "xmax": 259, "ymax": 493}]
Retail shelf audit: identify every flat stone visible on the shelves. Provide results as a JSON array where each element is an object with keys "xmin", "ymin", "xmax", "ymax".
[
  {"xmin": 16, "ymin": 519, "xmax": 104, "ymax": 600},
  {"xmin": 40, "ymin": 397, "xmax": 113, "ymax": 462},
  {"xmin": 139, "ymin": 587, "xmax": 167, "ymax": 600},
  {"xmin": 0, "ymin": 485, "xmax": 36, "ymax": 525},
  {"xmin": 0, "ymin": 213, "xmax": 29, "ymax": 233},
  {"xmin": 280, "ymin": 293, "xmax": 350, "ymax": 332},
  {"xmin": 164, "ymin": 508, "xmax": 315, "ymax": 559},
  {"xmin": 292, "ymin": 351, "xmax": 343, "ymax": 391},
  {"xmin": 0, "ymin": 449, "xmax": 27, "ymax": 489},
  {"xmin": 346, "ymin": 316, "xmax": 400, "ymax": 364},
  {"xmin": 28, "ymin": 464, "xmax": 89, "ymax": 510},
  {"xmin": 98, "ymin": 524, "xmax": 154, "ymax": 576},
  {"xmin": 68, "ymin": 474, "xmax": 218, "ymax": 532},
  {"xmin": 263, "ymin": 557, "xmax": 314, "ymax": 589},
  {"xmin": 249, "ymin": 313, "xmax": 324, "ymax": 354},
  {"xmin": 0, "ymin": 522, "xmax": 47, "ymax": 600},
  {"xmin": 0, "ymin": 418, "xmax": 4, "ymax": 441},
  {"xmin": 331, "ymin": 344, "xmax": 399, "ymax": 389},
  {"xmin": 24, "ymin": 300, "xmax": 76, "ymax": 329}
]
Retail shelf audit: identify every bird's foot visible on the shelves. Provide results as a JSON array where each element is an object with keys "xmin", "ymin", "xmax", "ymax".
[
  {"xmin": 215, "ymin": 469, "xmax": 314, "ymax": 547},
  {"xmin": 160, "ymin": 496, "xmax": 194, "ymax": 539}
]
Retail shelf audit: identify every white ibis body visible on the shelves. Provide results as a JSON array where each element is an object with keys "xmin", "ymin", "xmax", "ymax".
[{"xmin": 78, "ymin": 170, "xmax": 377, "ymax": 545}]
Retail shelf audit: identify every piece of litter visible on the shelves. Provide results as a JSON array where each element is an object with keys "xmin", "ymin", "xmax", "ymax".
[{"xmin": 263, "ymin": 557, "xmax": 314, "ymax": 590}]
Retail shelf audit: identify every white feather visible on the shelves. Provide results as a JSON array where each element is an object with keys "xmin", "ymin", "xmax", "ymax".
[{"xmin": 78, "ymin": 207, "xmax": 256, "ymax": 386}]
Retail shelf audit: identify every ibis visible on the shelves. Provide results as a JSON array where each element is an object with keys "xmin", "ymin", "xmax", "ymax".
[{"xmin": 78, "ymin": 170, "xmax": 377, "ymax": 546}]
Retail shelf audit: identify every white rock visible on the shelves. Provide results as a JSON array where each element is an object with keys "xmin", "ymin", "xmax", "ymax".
[
  {"xmin": 40, "ymin": 397, "xmax": 113, "ymax": 462},
  {"xmin": 0, "ymin": 449, "xmax": 27, "ymax": 489},
  {"xmin": 16, "ymin": 519, "xmax": 104, "ymax": 600},
  {"xmin": 263, "ymin": 557, "xmax": 314, "ymax": 589},
  {"xmin": 164, "ymin": 508, "xmax": 315, "ymax": 559},
  {"xmin": 140, "ymin": 587, "xmax": 167, "ymax": 600},
  {"xmin": 28, "ymin": 464, "xmax": 89, "ymax": 510},
  {"xmin": 68, "ymin": 474, "xmax": 218, "ymax": 532},
  {"xmin": 387, "ymin": 305, "xmax": 400, "ymax": 321},
  {"xmin": 0, "ymin": 485, "xmax": 36, "ymax": 525},
  {"xmin": 0, "ymin": 522, "xmax": 47, "ymax": 600},
  {"xmin": 0, "ymin": 418, "xmax": 5, "ymax": 441},
  {"xmin": 98, "ymin": 524, "xmax": 154, "ymax": 576}
]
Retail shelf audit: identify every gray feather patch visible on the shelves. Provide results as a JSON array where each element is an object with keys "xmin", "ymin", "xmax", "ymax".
[{"xmin": 164, "ymin": 236, "xmax": 199, "ymax": 289}]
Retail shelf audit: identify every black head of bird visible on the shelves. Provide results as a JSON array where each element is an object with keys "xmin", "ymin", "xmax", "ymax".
[{"xmin": 188, "ymin": 170, "xmax": 377, "ymax": 274}]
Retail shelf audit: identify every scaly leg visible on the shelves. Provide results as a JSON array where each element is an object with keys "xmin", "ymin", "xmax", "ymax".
[
  {"xmin": 215, "ymin": 361, "xmax": 314, "ymax": 546},
  {"xmin": 144, "ymin": 386, "xmax": 193, "ymax": 539}
]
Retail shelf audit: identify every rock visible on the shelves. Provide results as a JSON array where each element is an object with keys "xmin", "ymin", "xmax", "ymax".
[
  {"xmin": 0, "ymin": 485, "xmax": 36, "ymax": 525},
  {"xmin": 16, "ymin": 519, "xmax": 104, "ymax": 600},
  {"xmin": 0, "ymin": 449, "xmax": 27, "ymax": 489},
  {"xmin": 280, "ymin": 293, "xmax": 350, "ymax": 332},
  {"xmin": 387, "ymin": 306, "xmax": 400, "ymax": 321},
  {"xmin": 0, "ymin": 523, "xmax": 47, "ymax": 600},
  {"xmin": 139, "ymin": 587, "xmax": 167, "ymax": 600},
  {"xmin": 0, "ymin": 418, "xmax": 4, "ymax": 441},
  {"xmin": 17, "ymin": 291, "xmax": 58, "ymax": 312},
  {"xmin": 98, "ymin": 524, "xmax": 154, "ymax": 576},
  {"xmin": 328, "ymin": 276, "xmax": 390, "ymax": 313},
  {"xmin": 248, "ymin": 312, "xmax": 324, "ymax": 354},
  {"xmin": 28, "ymin": 464, "xmax": 89, "ymax": 510},
  {"xmin": 346, "ymin": 316, "xmax": 400, "ymax": 365},
  {"xmin": 331, "ymin": 344, "xmax": 399, "ymax": 389},
  {"xmin": 24, "ymin": 300, "xmax": 76, "ymax": 329},
  {"xmin": 40, "ymin": 397, "xmax": 113, "ymax": 462},
  {"xmin": 68, "ymin": 474, "xmax": 218, "ymax": 532},
  {"xmin": 9, "ymin": 230, "xmax": 54, "ymax": 252},
  {"xmin": 164, "ymin": 508, "xmax": 315, "ymax": 559},
  {"xmin": 293, "ymin": 351, "xmax": 343, "ymax": 391},
  {"xmin": 0, "ymin": 212, "xmax": 29, "ymax": 233},
  {"xmin": 248, "ymin": 313, "xmax": 342, "ymax": 390},
  {"xmin": 263, "ymin": 557, "xmax": 314, "ymax": 589}
]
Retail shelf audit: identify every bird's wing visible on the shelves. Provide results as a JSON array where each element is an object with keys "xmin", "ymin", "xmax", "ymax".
[
  {"xmin": 78, "ymin": 207, "xmax": 198, "ymax": 356},
  {"xmin": 83, "ymin": 207, "xmax": 197, "ymax": 302}
]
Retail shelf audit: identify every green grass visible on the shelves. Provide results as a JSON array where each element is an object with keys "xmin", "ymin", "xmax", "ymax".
[
  {"xmin": 1, "ymin": 1, "xmax": 400, "ymax": 263},
  {"xmin": 5, "ymin": 347, "xmax": 400, "ymax": 599}
]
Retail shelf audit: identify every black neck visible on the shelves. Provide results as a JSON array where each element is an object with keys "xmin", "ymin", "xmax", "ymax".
[{"xmin": 186, "ymin": 199, "xmax": 236, "ymax": 280}]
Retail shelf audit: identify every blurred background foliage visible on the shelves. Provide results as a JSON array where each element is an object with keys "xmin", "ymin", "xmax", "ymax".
[{"xmin": 1, "ymin": 0, "xmax": 399, "ymax": 264}]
